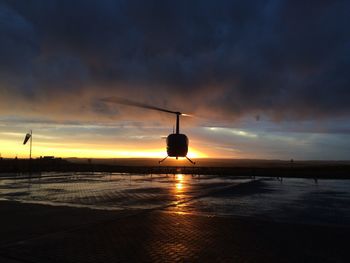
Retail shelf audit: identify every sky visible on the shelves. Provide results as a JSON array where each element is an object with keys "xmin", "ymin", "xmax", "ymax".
[{"xmin": 0, "ymin": 0, "xmax": 350, "ymax": 160}]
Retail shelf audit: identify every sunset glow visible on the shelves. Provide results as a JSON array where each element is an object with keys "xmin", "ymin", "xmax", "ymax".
[{"xmin": 0, "ymin": 135, "xmax": 207, "ymax": 159}]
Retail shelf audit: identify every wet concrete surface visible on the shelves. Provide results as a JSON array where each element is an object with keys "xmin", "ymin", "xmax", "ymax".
[
  {"xmin": 1, "ymin": 173, "xmax": 350, "ymax": 262},
  {"xmin": 0, "ymin": 173, "xmax": 251, "ymax": 211}
]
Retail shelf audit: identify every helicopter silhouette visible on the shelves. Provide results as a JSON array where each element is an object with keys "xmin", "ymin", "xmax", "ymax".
[{"xmin": 101, "ymin": 97, "xmax": 195, "ymax": 164}]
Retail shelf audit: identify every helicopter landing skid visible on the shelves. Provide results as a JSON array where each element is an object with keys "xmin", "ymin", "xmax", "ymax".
[
  {"xmin": 186, "ymin": 156, "xmax": 196, "ymax": 165},
  {"xmin": 159, "ymin": 156, "xmax": 168, "ymax": 164}
]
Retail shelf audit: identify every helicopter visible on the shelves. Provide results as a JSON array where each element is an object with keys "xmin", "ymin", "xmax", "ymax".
[{"xmin": 101, "ymin": 97, "xmax": 195, "ymax": 164}]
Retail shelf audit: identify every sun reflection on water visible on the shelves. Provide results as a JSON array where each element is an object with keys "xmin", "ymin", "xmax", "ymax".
[
  {"xmin": 175, "ymin": 174, "xmax": 184, "ymax": 193},
  {"xmin": 173, "ymin": 173, "xmax": 188, "ymax": 214}
]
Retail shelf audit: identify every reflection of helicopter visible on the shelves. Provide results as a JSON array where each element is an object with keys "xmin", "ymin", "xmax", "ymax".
[{"xmin": 101, "ymin": 97, "xmax": 195, "ymax": 164}]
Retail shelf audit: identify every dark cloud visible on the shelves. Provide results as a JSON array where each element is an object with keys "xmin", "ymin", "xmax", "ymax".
[
  {"xmin": 0, "ymin": 3, "xmax": 39, "ymax": 98},
  {"xmin": 0, "ymin": 0, "xmax": 350, "ymax": 122}
]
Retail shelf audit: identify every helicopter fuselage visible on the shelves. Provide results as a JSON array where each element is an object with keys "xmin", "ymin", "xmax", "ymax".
[{"xmin": 166, "ymin": 133, "xmax": 188, "ymax": 158}]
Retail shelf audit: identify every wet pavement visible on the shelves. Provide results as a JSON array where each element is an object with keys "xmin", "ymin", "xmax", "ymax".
[
  {"xmin": 1, "ymin": 173, "xmax": 350, "ymax": 226},
  {"xmin": 0, "ymin": 173, "xmax": 248, "ymax": 210},
  {"xmin": 1, "ymin": 173, "xmax": 350, "ymax": 262}
]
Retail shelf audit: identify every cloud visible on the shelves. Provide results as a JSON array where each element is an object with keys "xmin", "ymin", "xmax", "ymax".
[
  {"xmin": 0, "ymin": 0, "xmax": 350, "ymax": 124},
  {"xmin": 0, "ymin": 3, "xmax": 39, "ymax": 100}
]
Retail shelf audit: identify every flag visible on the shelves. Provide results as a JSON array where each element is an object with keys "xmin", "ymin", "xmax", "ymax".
[{"xmin": 23, "ymin": 133, "xmax": 31, "ymax": 145}]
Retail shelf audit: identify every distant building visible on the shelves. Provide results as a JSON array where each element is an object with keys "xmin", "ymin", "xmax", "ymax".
[{"xmin": 42, "ymin": 156, "xmax": 55, "ymax": 160}]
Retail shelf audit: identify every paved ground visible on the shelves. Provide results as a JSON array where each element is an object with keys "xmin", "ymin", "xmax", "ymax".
[
  {"xmin": 1, "ymin": 201, "xmax": 350, "ymax": 263},
  {"xmin": 1, "ymin": 173, "xmax": 350, "ymax": 262}
]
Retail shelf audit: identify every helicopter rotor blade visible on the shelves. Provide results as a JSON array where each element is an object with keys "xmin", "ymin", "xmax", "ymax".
[{"xmin": 101, "ymin": 97, "xmax": 183, "ymax": 115}]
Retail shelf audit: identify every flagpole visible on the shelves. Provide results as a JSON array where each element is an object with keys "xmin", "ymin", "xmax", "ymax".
[{"xmin": 30, "ymin": 130, "xmax": 32, "ymax": 159}]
